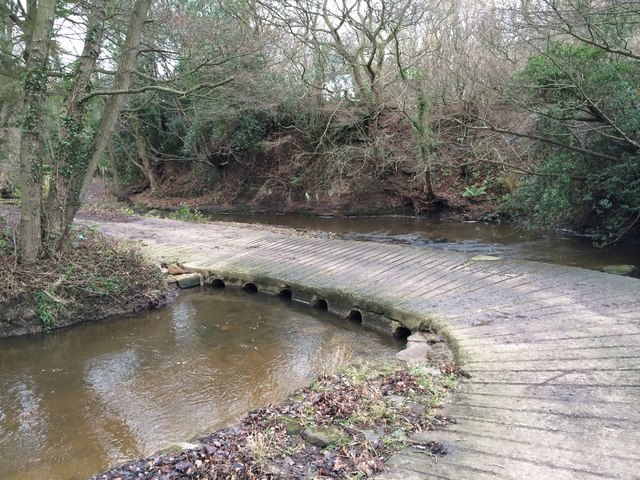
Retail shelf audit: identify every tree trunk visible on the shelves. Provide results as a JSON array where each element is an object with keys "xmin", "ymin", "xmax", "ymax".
[
  {"xmin": 17, "ymin": 0, "xmax": 55, "ymax": 262},
  {"xmin": 416, "ymin": 95, "xmax": 436, "ymax": 201},
  {"xmin": 107, "ymin": 144, "xmax": 121, "ymax": 192},
  {"xmin": 43, "ymin": 0, "xmax": 107, "ymax": 252},
  {"xmin": 310, "ymin": 53, "xmax": 325, "ymax": 107},
  {"xmin": 419, "ymin": 143, "xmax": 436, "ymax": 201},
  {"xmin": 79, "ymin": 0, "xmax": 153, "ymax": 202},
  {"xmin": 132, "ymin": 115, "xmax": 159, "ymax": 191}
]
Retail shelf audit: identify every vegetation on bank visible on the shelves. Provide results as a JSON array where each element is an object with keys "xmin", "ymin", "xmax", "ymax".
[
  {"xmin": 92, "ymin": 360, "xmax": 457, "ymax": 480},
  {"xmin": 1, "ymin": 0, "xmax": 638, "ymax": 259},
  {"xmin": 0, "ymin": 215, "xmax": 168, "ymax": 337}
]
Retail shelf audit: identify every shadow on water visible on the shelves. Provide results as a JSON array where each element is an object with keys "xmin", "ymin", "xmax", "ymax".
[{"xmin": 0, "ymin": 288, "xmax": 403, "ymax": 480}]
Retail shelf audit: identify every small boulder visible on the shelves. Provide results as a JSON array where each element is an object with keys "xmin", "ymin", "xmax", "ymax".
[
  {"xmin": 397, "ymin": 332, "xmax": 453, "ymax": 366},
  {"xmin": 302, "ymin": 426, "xmax": 347, "ymax": 448},
  {"xmin": 598, "ymin": 265, "xmax": 637, "ymax": 277},
  {"xmin": 285, "ymin": 421, "xmax": 303, "ymax": 436},
  {"xmin": 176, "ymin": 273, "xmax": 202, "ymax": 288},
  {"xmin": 387, "ymin": 395, "xmax": 406, "ymax": 407},
  {"xmin": 408, "ymin": 401, "xmax": 427, "ymax": 415},
  {"xmin": 357, "ymin": 426, "xmax": 385, "ymax": 443}
]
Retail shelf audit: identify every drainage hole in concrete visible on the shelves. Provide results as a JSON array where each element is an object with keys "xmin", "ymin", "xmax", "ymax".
[
  {"xmin": 394, "ymin": 326, "xmax": 412, "ymax": 339},
  {"xmin": 242, "ymin": 282, "xmax": 258, "ymax": 293},
  {"xmin": 312, "ymin": 297, "xmax": 328, "ymax": 310},
  {"xmin": 210, "ymin": 279, "xmax": 226, "ymax": 289},
  {"xmin": 278, "ymin": 288, "xmax": 293, "ymax": 300},
  {"xmin": 347, "ymin": 309, "xmax": 363, "ymax": 324}
]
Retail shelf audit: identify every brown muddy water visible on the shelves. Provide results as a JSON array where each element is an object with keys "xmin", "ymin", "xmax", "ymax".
[
  {"xmin": 0, "ymin": 288, "xmax": 403, "ymax": 480},
  {"xmin": 210, "ymin": 213, "xmax": 640, "ymax": 274}
]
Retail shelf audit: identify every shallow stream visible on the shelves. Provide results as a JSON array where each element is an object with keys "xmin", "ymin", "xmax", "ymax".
[
  {"xmin": 0, "ymin": 288, "xmax": 402, "ymax": 480},
  {"xmin": 209, "ymin": 213, "xmax": 640, "ymax": 274}
]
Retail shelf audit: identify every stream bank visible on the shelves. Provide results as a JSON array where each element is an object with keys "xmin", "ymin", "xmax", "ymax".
[
  {"xmin": 0, "ymin": 207, "xmax": 171, "ymax": 337},
  {"xmin": 90, "ymin": 355, "xmax": 459, "ymax": 480}
]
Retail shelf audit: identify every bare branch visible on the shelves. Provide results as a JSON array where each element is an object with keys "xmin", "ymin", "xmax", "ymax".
[
  {"xmin": 466, "ymin": 116, "xmax": 621, "ymax": 162},
  {"xmin": 78, "ymin": 77, "xmax": 234, "ymax": 103}
]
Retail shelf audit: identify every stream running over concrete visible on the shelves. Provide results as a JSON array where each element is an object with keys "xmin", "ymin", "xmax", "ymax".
[
  {"xmin": 0, "ymin": 288, "xmax": 402, "ymax": 480},
  {"xmin": 205, "ymin": 214, "xmax": 640, "ymax": 273}
]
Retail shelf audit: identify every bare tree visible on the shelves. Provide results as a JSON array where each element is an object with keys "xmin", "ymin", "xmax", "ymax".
[{"xmin": 259, "ymin": 0, "xmax": 427, "ymax": 108}]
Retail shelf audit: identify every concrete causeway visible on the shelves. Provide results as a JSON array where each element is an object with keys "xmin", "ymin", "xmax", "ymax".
[{"xmin": 96, "ymin": 216, "xmax": 640, "ymax": 480}]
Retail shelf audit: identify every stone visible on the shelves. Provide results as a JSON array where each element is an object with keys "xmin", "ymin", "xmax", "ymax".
[
  {"xmin": 176, "ymin": 273, "xmax": 202, "ymax": 288},
  {"xmin": 408, "ymin": 401, "xmax": 426, "ymax": 415},
  {"xmin": 302, "ymin": 426, "xmax": 347, "ymax": 448},
  {"xmin": 388, "ymin": 395, "xmax": 406, "ymax": 407},
  {"xmin": 358, "ymin": 426, "xmax": 385, "ymax": 442},
  {"xmin": 285, "ymin": 421, "xmax": 303, "ymax": 436},
  {"xmin": 396, "ymin": 344, "xmax": 430, "ymax": 364},
  {"xmin": 598, "ymin": 264, "xmax": 637, "ymax": 276},
  {"xmin": 434, "ymin": 237, "xmax": 448, "ymax": 243},
  {"xmin": 167, "ymin": 263, "xmax": 187, "ymax": 275},
  {"xmin": 406, "ymin": 333, "xmax": 429, "ymax": 344},
  {"xmin": 166, "ymin": 275, "xmax": 178, "ymax": 284},
  {"xmin": 397, "ymin": 332, "xmax": 453, "ymax": 365}
]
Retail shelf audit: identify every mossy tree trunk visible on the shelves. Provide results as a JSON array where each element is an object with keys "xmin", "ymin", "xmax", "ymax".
[
  {"xmin": 17, "ymin": 0, "xmax": 55, "ymax": 262},
  {"xmin": 43, "ymin": 0, "xmax": 107, "ymax": 253},
  {"xmin": 415, "ymin": 94, "xmax": 436, "ymax": 201}
]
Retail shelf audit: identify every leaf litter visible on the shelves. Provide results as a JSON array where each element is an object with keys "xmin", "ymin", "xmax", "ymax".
[{"xmin": 91, "ymin": 360, "xmax": 457, "ymax": 480}]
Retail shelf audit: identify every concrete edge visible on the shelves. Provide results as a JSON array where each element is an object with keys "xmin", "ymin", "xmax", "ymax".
[{"xmin": 180, "ymin": 263, "xmax": 465, "ymax": 364}]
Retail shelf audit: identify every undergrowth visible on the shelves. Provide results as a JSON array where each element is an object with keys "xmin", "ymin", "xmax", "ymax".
[
  {"xmin": 0, "ymin": 220, "xmax": 167, "ymax": 334},
  {"xmin": 167, "ymin": 204, "xmax": 207, "ymax": 223}
]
